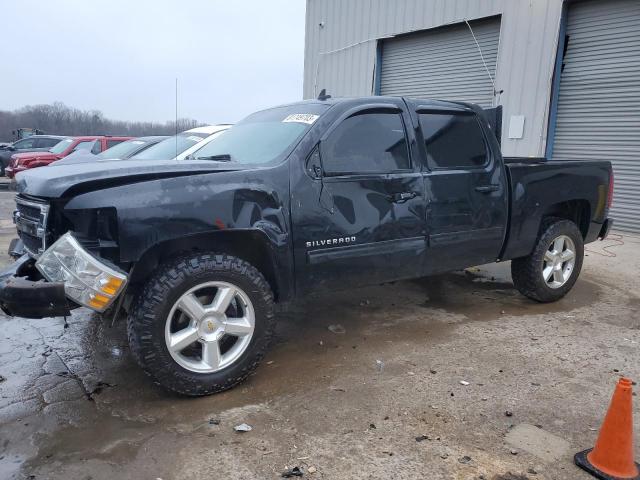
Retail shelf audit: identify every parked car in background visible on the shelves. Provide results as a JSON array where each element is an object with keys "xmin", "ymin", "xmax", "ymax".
[
  {"xmin": 131, "ymin": 125, "xmax": 230, "ymax": 161},
  {"xmin": 5, "ymin": 136, "xmax": 133, "ymax": 178},
  {"xmin": 0, "ymin": 135, "xmax": 66, "ymax": 175},
  {"xmin": 54, "ymin": 136, "xmax": 168, "ymax": 165}
]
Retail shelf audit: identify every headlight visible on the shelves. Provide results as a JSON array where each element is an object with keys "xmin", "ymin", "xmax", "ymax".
[{"xmin": 36, "ymin": 232, "xmax": 127, "ymax": 312}]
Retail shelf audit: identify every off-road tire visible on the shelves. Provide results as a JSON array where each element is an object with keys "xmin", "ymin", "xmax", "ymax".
[
  {"xmin": 127, "ymin": 253, "xmax": 275, "ymax": 396},
  {"xmin": 511, "ymin": 218, "xmax": 584, "ymax": 303}
]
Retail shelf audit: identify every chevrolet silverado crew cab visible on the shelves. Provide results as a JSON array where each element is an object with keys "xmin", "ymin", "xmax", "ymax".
[{"xmin": 0, "ymin": 97, "xmax": 614, "ymax": 396}]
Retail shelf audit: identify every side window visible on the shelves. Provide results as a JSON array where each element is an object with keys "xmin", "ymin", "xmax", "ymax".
[
  {"xmin": 73, "ymin": 141, "xmax": 96, "ymax": 153},
  {"xmin": 39, "ymin": 138, "xmax": 61, "ymax": 148},
  {"xmin": 106, "ymin": 139, "xmax": 124, "ymax": 149},
  {"xmin": 321, "ymin": 111, "xmax": 410, "ymax": 175},
  {"xmin": 15, "ymin": 138, "xmax": 35, "ymax": 149},
  {"xmin": 35, "ymin": 138, "xmax": 53, "ymax": 148},
  {"xmin": 91, "ymin": 140, "xmax": 103, "ymax": 154},
  {"xmin": 418, "ymin": 111, "xmax": 487, "ymax": 169}
]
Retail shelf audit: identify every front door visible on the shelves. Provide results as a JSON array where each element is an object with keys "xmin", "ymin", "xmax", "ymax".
[
  {"xmin": 415, "ymin": 107, "xmax": 508, "ymax": 273},
  {"xmin": 292, "ymin": 100, "xmax": 427, "ymax": 294}
]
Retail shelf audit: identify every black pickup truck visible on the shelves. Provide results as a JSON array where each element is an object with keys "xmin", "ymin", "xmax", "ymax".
[{"xmin": 0, "ymin": 96, "xmax": 613, "ymax": 396}]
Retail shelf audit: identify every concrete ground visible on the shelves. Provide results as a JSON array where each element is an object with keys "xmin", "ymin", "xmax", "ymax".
[{"xmin": 0, "ymin": 189, "xmax": 638, "ymax": 480}]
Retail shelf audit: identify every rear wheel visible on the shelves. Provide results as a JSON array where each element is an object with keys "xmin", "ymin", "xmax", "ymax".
[
  {"xmin": 511, "ymin": 218, "xmax": 584, "ymax": 303},
  {"xmin": 127, "ymin": 253, "xmax": 275, "ymax": 396}
]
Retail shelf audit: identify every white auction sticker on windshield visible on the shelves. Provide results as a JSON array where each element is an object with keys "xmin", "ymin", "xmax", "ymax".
[{"xmin": 282, "ymin": 113, "xmax": 319, "ymax": 125}]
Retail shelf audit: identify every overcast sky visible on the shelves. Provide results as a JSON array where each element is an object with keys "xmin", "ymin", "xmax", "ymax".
[{"xmin": 0, "ymin": 0, "xmax": 306, "ymax": 125}]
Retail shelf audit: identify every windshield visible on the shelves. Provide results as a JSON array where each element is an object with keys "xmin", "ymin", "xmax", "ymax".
[
  {"xmin": 191, "ymin": 104, "xmax": 329, "ymax": 165},
  {"xmin": 49, "ymin": 138, "xmax": 73, "ymax": 154},
  {"xmin": 97, "ymin": 139, "xmax": 147, "ymax": 159},
  {"xmin": 132, "ymin": 133, "xmax": 207, "ymax": 160}
]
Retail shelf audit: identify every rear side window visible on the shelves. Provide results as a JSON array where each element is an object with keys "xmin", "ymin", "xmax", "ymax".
[
  {"xmin": 107, "ymin": 139, "xmax": 124, "ymax": 149},
  {"xmin": 419, "ymin": 111, "xmax": 487, "ymax": 169},
  {"xmin": 91, "ymin": 141, "xmax": 103, "ymax": 154},
  {"xmin": 322, "ymin": 111, "xmax": 410, "ymax": 175},
  {"xmin": 37, "ymin": 138, "xmax": 61, "ymax": 148}
]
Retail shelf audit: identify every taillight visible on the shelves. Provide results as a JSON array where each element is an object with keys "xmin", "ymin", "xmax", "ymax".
[{"xmin": 607, "ymin": 170, "xmax": 614, "ymax": 210}]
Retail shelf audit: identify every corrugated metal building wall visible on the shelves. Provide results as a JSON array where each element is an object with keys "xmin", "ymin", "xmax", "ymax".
[
  {"xmin": 303, "ymin": 0, "xmax": 563, "ymax": 158},
  {"xmin": 551, "ymin": 0, "xmax": 640, "ymax": 232},
  {"xmin": 304, "ymin": 0, "xmax": 640, "ymax": 233}
]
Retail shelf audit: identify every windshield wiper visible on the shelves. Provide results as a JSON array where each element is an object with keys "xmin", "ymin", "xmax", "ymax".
[{"xmin": 196, "ymin": 154, "xmax": 232, "ymax": 162}]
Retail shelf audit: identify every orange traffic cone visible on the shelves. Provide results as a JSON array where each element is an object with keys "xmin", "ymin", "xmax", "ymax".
[{"xmin": 575, "ymin": 378, "xmax": 639, "ymax": 480}]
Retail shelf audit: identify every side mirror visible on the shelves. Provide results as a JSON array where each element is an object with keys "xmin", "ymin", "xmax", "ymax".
[
  {"xmin": 305, "ymin": 146, "xmax": 323, "ymax": 179},
  {"xmin": 7, "ymin": 145, "xmax": 16, "ymax": 151}
]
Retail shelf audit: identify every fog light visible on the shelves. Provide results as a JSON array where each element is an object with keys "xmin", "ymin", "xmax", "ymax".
[{"xmin": 36, "ymin": 232, "xmax": 127, "ymax": 312}]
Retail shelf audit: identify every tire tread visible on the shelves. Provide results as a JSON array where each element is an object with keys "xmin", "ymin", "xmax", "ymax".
[{"xmin": 127, "ymin": 253, "xmax": 275, "ymax": 396}]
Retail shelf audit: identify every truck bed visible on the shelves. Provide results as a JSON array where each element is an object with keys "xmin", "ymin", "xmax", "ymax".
[{"xmin": 501, "ymin": 159, "xmax": 612, "ymax": 260}]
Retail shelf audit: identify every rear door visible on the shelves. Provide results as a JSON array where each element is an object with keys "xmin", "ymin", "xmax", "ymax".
[
  {"xmin": 413, "ymin": 105, "xmax": 508, "ymax": 272},
  {"xmin": 292, "ymin": 100, "xmax": 427, "ymax": 293}
]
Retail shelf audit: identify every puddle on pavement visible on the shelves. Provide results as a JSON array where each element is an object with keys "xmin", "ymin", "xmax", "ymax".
[{"xmin": 0, "ymin": 261, "xmax": 608, "ymax": 478}]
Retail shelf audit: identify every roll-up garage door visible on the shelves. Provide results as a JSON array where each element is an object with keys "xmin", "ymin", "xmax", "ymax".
[
  {"xmin": 380, "ymin": 17, "xmax": 501, "ymax": 107},
  {"xmin": 552, "ymin": 0, "xmax": 640, "ymax": 233}
]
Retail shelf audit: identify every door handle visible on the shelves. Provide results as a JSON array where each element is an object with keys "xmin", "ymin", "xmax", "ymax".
[
  {"xmin": 390, "ymin": 191, "xmax": 418, "ymax": 203},
  {"xmin": 475, "ymin": 184, "xmax": 500, "ymax": 193}
]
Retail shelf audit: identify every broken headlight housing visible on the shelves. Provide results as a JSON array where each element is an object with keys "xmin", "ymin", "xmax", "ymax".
[{"xmin": 35, "ymin": 232, "xmax": 127, "ymax": 312}]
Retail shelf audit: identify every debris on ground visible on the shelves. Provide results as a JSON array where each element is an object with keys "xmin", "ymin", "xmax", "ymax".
[
  {"xmin": 209, "ymin": 418, "xmax": 220, "ymax": 425},
  {"xmin": 328, "ymin": 324, "xmax": 346, "ymax": 334},
  {"xmin": 493, "ymin": 474, "xmax": 529, "ymax": 480},
  {"xmin": 233, "ymin": 423, "xmax": 252, "ymax": 432},
  {"xmin": 281, "ymin": 466, "xmax": 303, "ymax": 477},
  {"xmin": 505, "ymin": 410, "xmax": 513, "ymax": 417},
  {"xmin": 369, "ymin": 423, "xmax": 376, "ymax": 429},
  {"xmin": 510, "ymin": 449, "xmax": 519, "ymax": 455},
  {"xmin": 415, "ymin": 434, "xmax": 430, "ymax": 442},
  {"xmin": 459, "ymin": 380, "xmax": 470, "ymax": 386},
  {"xmin": 376, "ymin": 360, "xmax": 384, "ymax": 372},
  {"xmin": 430, "ymin": 369, "xmax": 437, "ymax": 374},
  {"xmin": 359, "ymin": 299, "xmax": 370, "ymax": 306},
  {"xmin": 89, "ymin": 381, "xmax": 114, "ymax": 397},
  {"xmin": 307, "ymin": 466, "xmax": 317, "ymax": 474},
  {"xmin": 0, "ymin": 375, "xmax": 6, "ymax": 383},
  {"xmin": 458, "ymin": 455, "xmax": 472, "ymax": 464}
]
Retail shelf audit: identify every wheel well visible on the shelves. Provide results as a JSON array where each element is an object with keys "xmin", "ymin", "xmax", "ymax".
[
  {"xmin": 128, "ymin": 230, "xmax": 283, "ymax": 301},
  {"xmin": 541, "ymin": 199, "xmax": 590, "ymax": 238}
]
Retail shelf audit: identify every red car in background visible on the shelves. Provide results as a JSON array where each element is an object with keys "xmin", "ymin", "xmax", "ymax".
[{"xmin": 6, "ymin": 136, "xmax": 133, "ymax": 178}]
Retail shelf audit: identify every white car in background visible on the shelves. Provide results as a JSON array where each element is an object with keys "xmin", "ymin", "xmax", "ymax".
[{"xmin": 131, "ymin": 124, "xmax": 231, "ymax": 161}]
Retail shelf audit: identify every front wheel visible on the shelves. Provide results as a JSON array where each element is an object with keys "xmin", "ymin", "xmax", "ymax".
[
  {"xmin": 127, "ymin": 253, "xmax": 275, "ymax": 396},
  {"xmin": 511, "ymin": 218, "xmax": 584, "ymax": 303}
]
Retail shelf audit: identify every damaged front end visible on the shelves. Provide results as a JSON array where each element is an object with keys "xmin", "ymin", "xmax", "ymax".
[
  {"xmin": 1, "ymin": 193, "xmax": 128, "ymax": 319},
  {"xmin": 0, "ymin": 233, "xmax": 128, "ymax": 319},
  {"xmin": 0, "ymin": 254, "xmax": 70, "ymax": 318}
]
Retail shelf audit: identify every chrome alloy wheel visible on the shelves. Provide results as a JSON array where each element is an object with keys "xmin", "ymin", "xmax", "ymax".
[
  {"xmin": 542, "ymin": 235, "xmax": 576, "ymax": 289},
  {"xmin": 164, "ymin": 281, "xmax": 255, "ymax": 373}
]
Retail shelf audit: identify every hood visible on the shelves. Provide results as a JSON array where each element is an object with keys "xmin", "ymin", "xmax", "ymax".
[
  {"xmin": 12, "ymin": 151, "xmax": 58, "ymax": 164},
  {"xmin": 16, "ymin": 158, "xmax": 241, "ymax": 198}
]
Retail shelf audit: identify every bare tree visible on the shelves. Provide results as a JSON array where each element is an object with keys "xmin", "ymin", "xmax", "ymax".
[{"xmin": 0, "ymin": 103, "xmax": 205, "ymax": 141}]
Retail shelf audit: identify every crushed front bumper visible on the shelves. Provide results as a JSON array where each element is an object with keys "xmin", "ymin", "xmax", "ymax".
[{"xmin": 0, "ymin": 255, "xmax": 71, "ymax": 318}]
